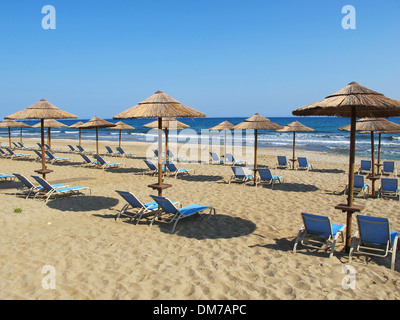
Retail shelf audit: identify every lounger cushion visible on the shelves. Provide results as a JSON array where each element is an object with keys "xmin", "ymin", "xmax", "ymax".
[{"xmin": 180, "ymin": 204, "xmax": 211, "ymax": 216}]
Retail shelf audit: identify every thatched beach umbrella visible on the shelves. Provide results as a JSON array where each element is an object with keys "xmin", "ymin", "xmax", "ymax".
[
  {"xmin": 209, "ymin": 120, "xmax": 235, "ymax": 160},
  {"xmin": 113, "ymin": 90, "xmax": 206, "ymax": 196},
  {"xmin": 5, "ymin": 99, "xmax": 77, "ymax": 179},
  {"xmin": 32, "ymin": 119, "xmax": 68, "ymax": 150},
  {"xmin": 0, "ymin": 119, "xmax": 29, "ymax": 148},
  {"xmin": 69, "ymin": 121, "xmax": 85, "ymax": 146},
  {"xmin": 276, "ymin": 121, "xmax": 314, "ymax": 169},
  {"xmin": 144, "ymin": 117, "xmax": 189, "ymax": 161},
  {"xmin": 234, "ymin": 113, "xmax": 282, "ymax": 185},
  {"xmin": 339, "ymin": 118, "xmax": 400, "ymax": 193},
  {"xmin": 292, "ymin": 82, "xmax": 400, "ymax": 251},
  {"xmin": 107, "ymin": 121, "xmax": 135, "ymax": 148},
  {"xmin": 79, "ymin": 116, "xmax": 116, "ymax": 155}
]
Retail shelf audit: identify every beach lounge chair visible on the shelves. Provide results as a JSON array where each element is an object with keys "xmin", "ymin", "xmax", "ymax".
[
  {"xmin": 358, "ymin": 160, "xmax": 372, "ymax": 174},
  {"xmin": 209, "ymin": 152, "xmax": 225, "ymax": 165},
  {"xmin": 37, "ymin": 143, "xmax": 50, "ymax": 150},
  {"xmin": 293, "ymin": 212, "xmax": 345, "ymax": 258},
  {"xmin": 115, "ymin": 190, "xmax": 180, "ymax": 224},
  {"xmin": 349, "ymin": 215, "xmax": 399, "ymax": 270},
  {"xmin": 0, "ymin": 148, "xmax": 11, "ymax": 158},
  {"xmin": 12, "ymin": 142, "xmax": 21, "ymax": 149},
  {"xmin": 45, "ymin": 143, "xmax": 61, "ymax": 152},
  {"xmin": 143, "ymin": 160, "xmax": 159, "ymax": 175},
  {"xmin": 18, "ymin": 142, "xmax": 34, "ymax": 150},
  {"xmin": 228, "ymin": 166, "xmax": 254, "ymax": 184},
  {"xmin": 225, "ymin": 153, "xmax": 246, "ymax": 166},
  {"xmin": 68, "ymin": 145, "xmax": 79, "ymax": 153},
  {"xmin": 276, "ymin": 156, "xmax": 289, "ymax": 169},
  {"xmin": 382, "ymin": 161, "xmax": 397, "ymax": 176},
  {"xmin": 5, "ymin": 147, "xmax": 31, "ymax": 160},
  {"xmin": 76, "ymin": 145, "xmax": 93, "ymax": 154},
  {"xmin": 79, "ymin": 153, "xmax": 98, "ymax": 167},
  {"xmin": 256, "ymin": 168, "xmax": 283, "ymax": 188},
  {"xmin": 45, "ymin": 151, "xmax": 70, "ymax": 163},
  {"xmin": 105, "ymin": 146, "xmax": 120, "ymax": 157},
  {"xmin": 378, "ymin": 178, "xmax": 400, "ymax": 200},
  {"xmin": 297, "ymin": 157, "xmax": 313, "ymax": 170},
  {"xmin": 345, "ymin": 174, "xmax": 369, "ymax": 198},
  {"xmin": 165, "ymin": 161, "xmax": 192, "ymax": 178},
  {"xmin": 33, "ymin": 150, "xmax": 49, "ymax": 162},
  {"xmin": 166, "ymin": 150, "xmax": 182, "ymax": 161},
  {"xmin": 116, "ymin": 147, "xmax": 135, "ymax": 158},
  {"xmin": 94, "ymin": 154, "xmax": 122, "ymax": 169},
  {"xmin": 13, "ymin": 173, "xmax": 66, "ymax": 199},
  {"xmin": 31, "ymin": 175, "xmax": 91, "ymax": 203},
  {"xmin": 150, "ymin": 195, "xmax": 216, "ymax": 233},
  {"xmin": 0, "ymin": 173, "xmax": 15, "ymax": 182}
]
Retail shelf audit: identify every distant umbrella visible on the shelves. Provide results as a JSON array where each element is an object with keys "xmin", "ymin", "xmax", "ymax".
[
  {"xmin": 5, "ymin": 99, "xmax": 77, "ymax": 179},
  {"xmin": 107, "ymin": 121, "xmax": 135, "ymax": 148},
  {"xmin": 292, "ymin": 82, "xmax": 400, "ymax": 252},
  {"xmin": 79, "ymin": 116, "xmax": 116, "ymax": 155},
  {"xmin": 0, "ymin": 119, "xmax": 29, "ymax": 148},
  {"xmin": 69, "ymin": 121, "xmax": 85, "ymax": 146},
  {"xmin": 234, "ymin": 113, "xmax": 282, "ymax": 185},
  {"xmin": 113, "ymin": 90, "xmax": 206, "ymax": 196},
  {"xmin": 32, "ymin": 119, "xmax": 68, "ymax": 150},
  {"xmin": 276, "ymin": 121, "xmax": 314, "ymax": 169},
  {"xmin": 209, "ymin": 120, "xmax": 235, "ymax": 160}
]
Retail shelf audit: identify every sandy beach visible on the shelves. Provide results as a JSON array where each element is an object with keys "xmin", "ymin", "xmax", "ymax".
[{"xmin": 0, "ymin": 137, "xmax": 399, "ymax": 300}]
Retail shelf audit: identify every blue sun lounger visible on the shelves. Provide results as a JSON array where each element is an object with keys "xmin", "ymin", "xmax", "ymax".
[
  {"xmin": 150, "ymin": 195, "xmax": 216, "ymax": 233},
  {"xmin": 45, "ymin": 151, "xmax": 70, "ymax": 163},
  {"xmin": 297, "ymin": 157, "xmax": 313, "ymax": 170},
  {"xmin": 209, "ymin": 152, "xmax": 225, "ymax": 165},
  {"xmin": 105, "ymin": 146, "xmax": 120, "ymax": 157},
  {"xmin": 382, "ymin": 161, "xmax": 397, "ymax": 176},
  {"xmin": 0, "ymin": 173, "xmax": 15, "ymax": 182},
  {"xmin": 31, "ymin": 175, "xmax": 91, "ymax": 203},
  {"xmin": 165, "ymin": 161, "xmax": 192, "ymax": 178},
  {"xmin": 225, "ymin": 153, "xmax": 246, "ymax": 166},
  {"xmin": 276, "ymin": 156, "xmax": 289, "ymax": 169},
  {"xmin": 79, "ymin": 153, "xmax": 98, "ymax": 167},
  {"xmin": 116, "ymin": 147, "xmax": 135, "ymax": 158},
  {"xmin": 293, "ymin": 212, "xmax": 345, "ymax": 258},
  {"xmin": 378, "ymin": 178, "xmax": 400, "ymax": 200},
  {"xmin": 228, "ymin": 166, "xmax": 254, "ymax": 184},
  {"xmin": 256, "ymin": 168, "xmax": 283, "ymax": 188},
  {"xmin": 349, "ymin": 215, "xmax": 399, "ymax": 270},
  {"xmin": 358, "ymin": 160, "xmax": 372, "ymax": 174},
  {"xmin": 94, "ymin": 154, "xmax": 122, "ymax": 169},
  {"xmin": 115, "ymin": 190, "xmax": 180, "ymax": 224},
  {"xmin": 33, "ymin": 150, "xmax": 50, "ymax": 162},
  {"xmin": 345, "ymin": 174, "xmax": 369, "ymax": 198},
  {"xmin": 143, "ymin": 160, "xmax": 159, "ymax": 175},
  {"xmin": 5, "ymin": 147, "xmax": 31, "ymax": 160},
  {"xmin": 76, "ymin": 145, "xmax": 93, "ymax": 154},
  {"xmin": 13, "ymin": 173, "xmax": 66, "ymax": 198}
]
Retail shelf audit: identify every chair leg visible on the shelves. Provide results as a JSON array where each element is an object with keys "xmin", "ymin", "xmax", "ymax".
[
  {"xmin": 293, "ymin": 228, "xmax": 305, "ymax": 253},
  {"xmin": 391, "ymin": 236, "xmax": 398, "ymax": 271}
]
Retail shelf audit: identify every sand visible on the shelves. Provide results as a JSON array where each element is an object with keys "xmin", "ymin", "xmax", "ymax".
[{"xmin": 0, "ymin": 138, "xmax": 399, "ymax": 300}]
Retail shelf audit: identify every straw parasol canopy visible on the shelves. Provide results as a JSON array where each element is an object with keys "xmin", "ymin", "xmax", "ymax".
[
  {"xmin": 5, "ymin": 99, "xmax": 77, "ymax": 179},
  {"xmin": 0, "ymin": 119, "xmax": 30, "ymax": 148},
  {"xmin": 113, "ymin": 90, "xmax": 206, "ymax": 196},
  {"xmin": 107, "ymin": 121, "xmax": 135, "ymax": 148},
  {"xmin": 209, "ymin": 120, "xmax": 235, "ymax": 159},
  {"xmin": 32, "ymin": 119, "xmax": 68, "ymax": 150},
  {"xmin": 339, "ymin": 118, "xmax": 400, "ymax": 182},
  {"xmin": 69, "ymin": 121, "xmax": 85, "ymax": 146},
  {"xmin": 292, "ymin": 81, "xmax": 400, "ymax": 251},
  {"xmin": 276, "ymin": 121, "xmax": 314, "ymax": 169},
  {"xmin": 234, "ymin": 114, "xmax": 282, "ymax": 184},
  {"xmin": 79, "ymin": 116, "xmax": 116, "ymax": 155}
]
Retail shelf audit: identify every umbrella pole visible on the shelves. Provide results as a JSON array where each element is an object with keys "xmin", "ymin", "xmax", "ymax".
[
  {"xmin": 253, "ymin": 129, "xmax": 258, "ymax": 185},
  {"xmin": 20, "ymin": 127, "xmax": 23, "ymax": 143},
  {"xmin": 370, "ymin": 131, "xmax": 376, "ymax": 195},
  {"xmin": 119, "ymin": 129, "xmax": 122, "ymax": 148},
  {"xmin": 224, "ymin": 129, "xmax": 227, "ymax": 161},
  {"xmin": 41, "ymin": 119, "xmax": 47, "ymax": 179},
  {"xmin": 8, "ymin": 127, "xmax": 11, "ymax": 148},
  {"xmin": 377, "ymin": 133, "xmax": 382, "ymax": 175},
  {"xmin": 96, "ymin": 127, "xmax": 99, "ymax": 155},
  {"xmin": 79, "ymin": 129, "xmax": 81, "ymax": 146},
  {"xmin": 48, "ymin": 128, "xmax": 51, "ymax": 150},
  {"xmin": 292, "ymin": 132, "xmax": 296, "ymax": 170},
  {"xmin": 165, "ymin": 128, "xmax": 169, "ymax": 163},
  {"xmin": 158, "ymin": 117, "xmax": 163, "ymax": 196}
]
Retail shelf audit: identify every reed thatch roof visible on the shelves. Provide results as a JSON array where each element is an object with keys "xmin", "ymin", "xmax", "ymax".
[
  {"xmin": 0, "ymin": 119, "xmax": 29, "ymax": 128},
  {"xmin": 292, "ymin": 82, "xmax": 400, "ymax": 118},
  {"xmin": 113, "ymin": 91, "xmax": 206, "ymax": 119},
  {"xmin": 276, "ymin": 120, "xmax": 314, "ymax": 132},
  {"xmin": 339, "ymin": 118, "xmax": 400, "ymax": 133},
  {"xmin": 109, "ymin": 121, "xmax": 135, "ymax": 130},
  {"xmin": 209, "ymin": 120, "xmax": 235, "ymax": 131},
  {"xmin": 32, "ymin": 119, "xmax": 68, "ymax": 128},
  {"xmin": 233, "ymin": 113, "xmax": 282, "ymax": 130},
  {"xmin": 79, "ymin": 116, "xmax": 117, "ymax": 129},
  {"xmin": 143, "ymin": 117, "xmax": 189, "ymax": 130},
  {"xmin": 69, "ymin": 121, "xmax": 85, "ymax": 128},
  {"xmin": 5, "ymin": 99, "xmax": 77, "ymax": 120}
]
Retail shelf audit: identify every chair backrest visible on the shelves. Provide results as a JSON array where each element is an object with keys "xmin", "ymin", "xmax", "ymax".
[
  {"xmin": 13, "ymin": 173, "xmax": 34, "ymax": 189},
  {"xmin": 0, "ymin": 148, "xmax": 4, "ymax": 155},
  {"xmin": 13, "ymin": 142, "xmax": 19, "ymax": 148},
  {"xmin": 80, "ymin": 153, "xmax": 92, "ymax": 163},
  {"xmin": 353, "ymin": 174, "xmax": 365, "ymax": 188},
  {"xmin": 231, "ymin": 166, "xmax": 246, "ymax": 178},
  {"xmin": 34, "ymin": 150, "xmax": 42, "ymax": 158},
  {"xmin": 18, "ymin": 142, "xmax": 24, "ymax": 148},
  {"xmin": 301, "ymin": 212, "xmax": 332, "ymax": 238},
  {"xmin": 94, "ymin": 154, "xmax": 106, "ymax": 165},
  {"xmin": 210, "ymin": 152, "xmax": 219, "ymax": 161},
  {"xmin": 37, "ymin": 143, "xmax": 42, "ymax": 148},
  {"xmin": 357, "ymin": 215, "xmax": 391, "ymax": 246},
  {"xmin": 383, "ymin": 161, "xmax": 395, "ymax": 173},
  {"xmin": 68, "ymin": 145, "xmax": 76, "ymax": 151},
  {"xmin": 115, "ymin": 190, "xmax": 145, "ymax": 209},
  {"xmin": 298, "ymin": 157, "xmax": 308, "ymax": 167},
  {"xmin": 76, "ymin": 145, "xmax": 84, "ymax": 152},
  {"xmin": 45, "ymin": 151, "xmax": 55, "ymax": 159},
  {"xmin": 31, "ymin": 175, "xmax": 54, "ymax": 192},
  {"xmin": 361, "ymin": 160, "xmax": 371, "ymax": 170},
  {"xmin": 5, "ymin": 148, "xmax": 14, "ymax": 155},
  {"xmin": 116, "ymin": 147, "xmax": 124, "ymax": 154},
  {"xmin": 381, "ymin": 178, "xmax": 398, "ymax": 192},
  {"xmin": 225, "ymin": 153, "xmax": 234, "ymax": 162},
  {"xmin": 153, "ymin": 149, "xmax": 159, "ymax": 157},
  {"xmin": 44, "ymin": 144, "xmax": 50, "ymax": 149},
  {"xmin": 150, "ymin": 195, "xmax": 179, "ymax": 214},
  {"xmin": 167, "ymin": 150, "xmax": 174, "ymax": 157},
  {"xmin": 258, "ymin": 168, "xmax": 272, "ymax": 181},
  {"xmin": 277, "ymin": 156, "xmax": 287, "ymax": 165},
  {"xmin": 105, "ymin": 146, "xmax": 113, "ymax": 153},
  {"xmin": 166, "ymin": 161, "xmax": 177, "ymax": 171},
  {"xmin": 144, "ymin": 160, "xmax": 157, "ymax": 170}
]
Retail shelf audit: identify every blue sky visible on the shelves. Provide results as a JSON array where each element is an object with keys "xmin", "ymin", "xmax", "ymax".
[{"xmin": 0, "ymin": 0, "xmax": 399, "ymax": 118}]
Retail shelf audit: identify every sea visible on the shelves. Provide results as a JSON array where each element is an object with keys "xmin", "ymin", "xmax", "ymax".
[{"xmin": 2, "ymin": 117, "xmax": 400, "ymax": 161}]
